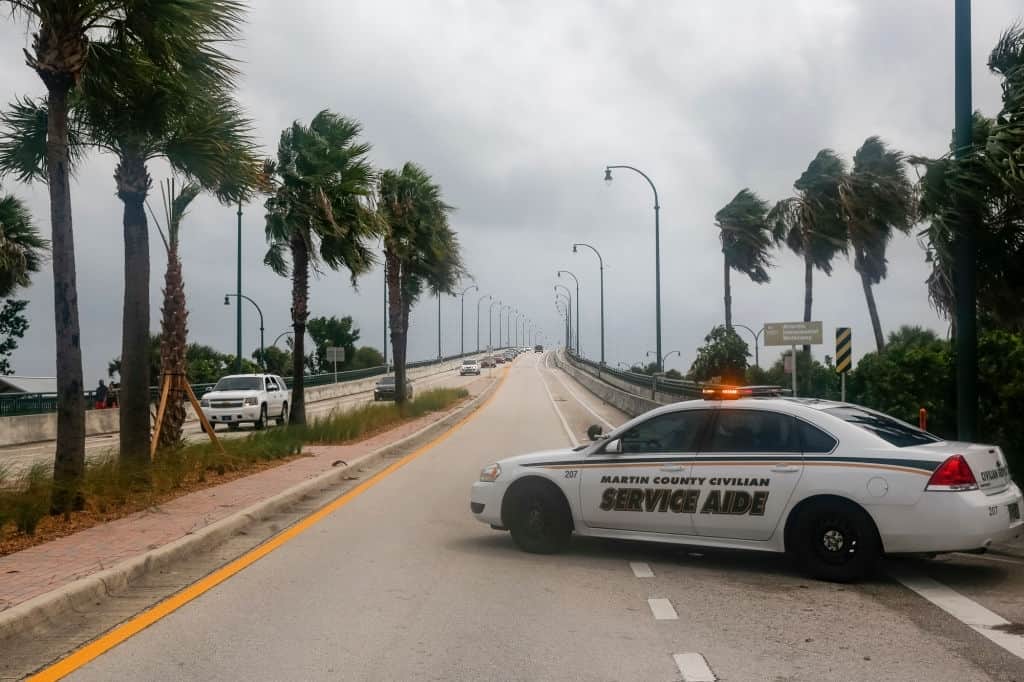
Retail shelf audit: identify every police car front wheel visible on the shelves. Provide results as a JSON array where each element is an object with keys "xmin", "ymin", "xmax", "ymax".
[
  {"xmin": 790, "ymin": 498, "xmax": 880, "ymax": 583},
  {"xmin": 506, "ymin": 482, "xmax": 572, "ymax": 554}
]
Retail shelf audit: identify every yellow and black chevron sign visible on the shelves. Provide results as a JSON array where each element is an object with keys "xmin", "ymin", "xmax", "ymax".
[{"xmin": 835, "ymin": 327, "xmax": 852, "ymax": 374}]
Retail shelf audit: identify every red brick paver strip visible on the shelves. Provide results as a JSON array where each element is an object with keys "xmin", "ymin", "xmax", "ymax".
[{"xmin": 0, "ymin": 379, "xmax": 487, "ymax": 613}]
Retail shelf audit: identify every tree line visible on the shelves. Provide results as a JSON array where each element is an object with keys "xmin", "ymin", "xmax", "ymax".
[
  {"xmin": 0, "ymin": 3, "xmax": 466, "ymax": 513},
  {"xmin": 714, "ymin": 23, "xmax": 1024, "ymax": 351}
]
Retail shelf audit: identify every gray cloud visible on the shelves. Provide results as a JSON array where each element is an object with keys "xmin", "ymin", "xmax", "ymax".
[{"xmin": 0, "ymin": 0, "xmax": 1018, "ymax": 383}]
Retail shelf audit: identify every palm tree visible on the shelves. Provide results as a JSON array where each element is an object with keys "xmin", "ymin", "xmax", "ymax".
[
  {"xmin": 151, "ymin": 179, "xmax": 201, "ymax": 449},
  {"xmin": 1, "ymin": 0, "xmax": 249, "ymax": 511},
  {"xmin": 769, "ymin": 149, "xmax": 848, "ymax": 351},
  {"xmin": 0, "ymin": 187, "xmax": 47, "ymax": 298},
  {"xmin": 376, "ymin": 162, "xmax": 466, "ymax": 404},
  {"xmin": 839, "ymin": 137, "xmax": 914, "ymax": 351},
  {"xmin": 264, "ymin": 112, "xmax": 378, "ymax": 425},
  {"xmin": 0, "ymin": 6, "xmax": 257, "ymax": 469},
  {"xmin": 714, "ymin": 189, "xmax": 772, "ymax": 329}
]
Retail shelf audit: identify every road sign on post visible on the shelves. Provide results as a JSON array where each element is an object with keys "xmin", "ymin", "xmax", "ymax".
[
  {"xmin": 764, "ymin": 321, "xmax": 822, "ymax": 397},
  {"xmin": 326, "ymin": 347, "xmax": 345, "ymax": 383},
  {"xmin": 835, "ymin": 327, "xmax": 852, "ymax": 401}
]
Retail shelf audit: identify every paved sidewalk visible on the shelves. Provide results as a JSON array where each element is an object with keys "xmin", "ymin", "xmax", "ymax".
[{"xmin": 0, "ymin": 378, "xmax": 488, "ymax": 613}]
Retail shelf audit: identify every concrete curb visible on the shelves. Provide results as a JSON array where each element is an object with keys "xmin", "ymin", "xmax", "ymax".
[{"xmin": 0, "ymin": 375, "xmax": 501, "ymax": 642}]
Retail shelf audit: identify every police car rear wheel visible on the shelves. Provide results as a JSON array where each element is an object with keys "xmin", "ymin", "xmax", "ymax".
[
  {"xmin": 793, "ymin": 499, "xmax": 879, "ymax": 583},
  {"xmin": 508, "ymin": 484, "xmax": 571, "ymax": 554}
]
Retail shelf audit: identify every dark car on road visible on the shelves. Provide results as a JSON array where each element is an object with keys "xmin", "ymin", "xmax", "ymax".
[
  {"xmin": 374, "ymin": 376, "xmax": 413, "ymax": 401},
  {"xmin": 534, "ymin": 344, "xmax": 543, "ymax": 353}
]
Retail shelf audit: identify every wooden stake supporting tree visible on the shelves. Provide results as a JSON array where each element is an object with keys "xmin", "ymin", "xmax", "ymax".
[{"xmin": 150, "ymin": 372, "xmax": 222, "ymax": 460}]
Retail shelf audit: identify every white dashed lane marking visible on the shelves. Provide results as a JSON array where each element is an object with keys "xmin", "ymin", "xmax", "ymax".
[
  {"xmin": 630, "ymin": 562, "xmax": 654, "ymax": 578},
  {"xmin": 673, "ymin": 653, "xmax": 717, "ymax": 681},
  {"xmin": 647, "ymin": 598, "xmax": 678, "ymax": 620}
]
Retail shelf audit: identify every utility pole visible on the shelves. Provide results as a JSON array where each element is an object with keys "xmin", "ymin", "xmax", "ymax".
[
  {"xmin": 235, "ymin": 200, "xmax": 242, "ymax": 372},
  {"xmin": 954, "ymin": 0, "xmax": 977, "ymax": 440}
]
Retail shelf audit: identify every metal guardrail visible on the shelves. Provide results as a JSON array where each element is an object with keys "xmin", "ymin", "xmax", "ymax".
[
  {"xmin": 0, "ymin": 351, "xmax": 485, "ymax": 418},
  {"xmin": 564, "ymin": 351, "xmax": 704, "ymax": 399}
]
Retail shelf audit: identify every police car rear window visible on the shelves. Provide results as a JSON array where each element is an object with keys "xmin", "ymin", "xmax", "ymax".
[{"xmin": 823, "ymin": 406, "xmax": 940, "ymax": 447}]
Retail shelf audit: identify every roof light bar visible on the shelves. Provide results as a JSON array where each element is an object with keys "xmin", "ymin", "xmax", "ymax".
[{"xmin": 701, "ymin": 385, "xmax": 784, "ymax": 400}]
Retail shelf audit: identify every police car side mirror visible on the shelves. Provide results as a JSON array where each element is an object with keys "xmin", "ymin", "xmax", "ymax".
[
  {"xmin": 603, "ymin": 438, "xmax": 622, "ymax": 454},
  {"xmin": 587, "ymin": 424, "xmax": 603, "ymax": 441}
]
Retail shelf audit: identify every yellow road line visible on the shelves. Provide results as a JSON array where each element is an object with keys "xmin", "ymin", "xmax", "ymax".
[{"xmin": 29, "ymin": 369, "xmax": 509, "ymax": 681}]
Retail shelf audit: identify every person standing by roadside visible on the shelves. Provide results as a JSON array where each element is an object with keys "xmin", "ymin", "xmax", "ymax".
[{"xmin": 94, "ymin": 380, "xmax": 109, "ymax": 410}]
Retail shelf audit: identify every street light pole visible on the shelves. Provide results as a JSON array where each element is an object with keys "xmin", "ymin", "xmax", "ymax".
[
  {"xmin": 557, "ymin": 270, "xmax": 580, "ymax": 356},
  {"xmin": 271, "ymin": 330, "xmax": 293, "ymax": 348},
  {"xmin": 489, "ymin": 299, "xmax": 501, "ymax": 350},
  {"xmin": 555, "ymin": 284, "xmax": 573, "ymax": 354},
  {"xmin": 235, "ymin": 199, "xmax": 243, "ymax": 372},
  {"xmin": 954, "ymin": 0, "xmax": 977, "ymax": 440},
  {"xmin": 605, "ymin": 164, "xmax": 662, "ymax": 372},
  {"xmin": 476, "ymin": 293, "xmax": 491, "ymax": 353},
  {"xmin": 732, "ymin": 324, "xmax": 765, "ymax": 368},
  {"xmin": 225, "ymin": 293, "xmax": 264, "ymax": 370},
  {"xmin": 573, "ymin": 243, "xmax": 605, "ymax": 366},
  {"xmin": 458, "ymin": 284, "xmax": 478, "ymax": 358}
]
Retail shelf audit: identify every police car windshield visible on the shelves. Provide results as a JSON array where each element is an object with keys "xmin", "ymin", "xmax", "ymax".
[
  {"xmin": 823, "ymin": 406, "xmax": 940, "ymax": 447},
  {"xmin": 213, "ymin": 376, "xmax": 262, "ymax": 391}
]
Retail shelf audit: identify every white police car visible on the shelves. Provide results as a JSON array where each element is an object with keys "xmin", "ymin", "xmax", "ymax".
[{"xmin": 470, "ymin": 386, "xmax": 1023, "ymax": 581}]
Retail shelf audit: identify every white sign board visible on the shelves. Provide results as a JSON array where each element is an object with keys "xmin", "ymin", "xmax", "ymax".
[
  {"xmin": 764, "ymin": 321, "xmax": 823, "ymax": 346},
  {"xmin": 325, "ymin": 347, "xmax": 345, "ymax": 363}
]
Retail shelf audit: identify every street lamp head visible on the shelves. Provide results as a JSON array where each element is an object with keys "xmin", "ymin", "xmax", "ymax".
[
  {"xmin": 603, "ymin": 167, "xmax": 613, "ymax": 184},
  {"xmin": 223, "ymin": 295, "xmax": 230, "ymax": 306},
  {"xmin": 572, "ymin": 244, "xmax": 578, "ymax": 253}
]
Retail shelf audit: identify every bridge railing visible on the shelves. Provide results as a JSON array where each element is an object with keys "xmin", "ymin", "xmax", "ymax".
[
  {"xmin": 1, "ymin": 351, "xmax": 486, "ymax": 418},
  {"xmin": 564, "ymin": 351, "xmax": 704, "ymax": 400}
]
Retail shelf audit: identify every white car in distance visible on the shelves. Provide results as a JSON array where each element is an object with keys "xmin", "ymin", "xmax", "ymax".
[
  {"xmin": 200, "ymin": 374, "xmax": 290, "ymax": 431},
  {"xmin": 460, "ymin": 359, "xmax": 481, "ymax": 376}
]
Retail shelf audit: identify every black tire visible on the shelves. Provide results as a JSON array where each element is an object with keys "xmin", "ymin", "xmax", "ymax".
[
  {"xmin": 506, "ymin": 482, "xmax": 572, "ymax": 554},
  {"xmin": 254, "ymin": 405, "xmax": 267, "ymax": 431},
  {"xmin": 276, "ymin": 402, "xmax": 288, "ymax": 426},
  {"xmin": 790, "ymin": 499, "xmax": 880, "ymax": 583}
]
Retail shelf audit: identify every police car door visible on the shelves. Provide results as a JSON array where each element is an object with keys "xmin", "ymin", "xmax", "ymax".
[
  {"xmin": 691, "ymin": 408, "xmax": 803, "ymax": 541},
  {"xmin": 580, "ymin": 409, "xmax": 712, "ymax": 535}
]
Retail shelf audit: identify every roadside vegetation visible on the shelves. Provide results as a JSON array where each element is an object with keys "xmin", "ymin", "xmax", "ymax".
[{"xmin": 0, "ymin": 387, "xmax": 468, "ymax": 554}]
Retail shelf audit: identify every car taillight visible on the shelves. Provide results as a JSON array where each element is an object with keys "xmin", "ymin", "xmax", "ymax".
[{"xmin": 926, "ymin": 455, "xmax": 978, "ymax": 491}]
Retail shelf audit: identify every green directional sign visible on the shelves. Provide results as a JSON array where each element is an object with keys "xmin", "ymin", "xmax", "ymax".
[{"xmin": 835, "ymin": 327, "xmax": 852, "ymax": 374}]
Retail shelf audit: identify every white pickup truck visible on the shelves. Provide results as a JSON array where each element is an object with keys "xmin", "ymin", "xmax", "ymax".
[{"xmin": 199, "ymin": 374, "xmax": 290, "ymax": 431}]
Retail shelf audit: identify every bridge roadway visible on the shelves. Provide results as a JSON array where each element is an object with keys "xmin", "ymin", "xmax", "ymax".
[{"xmin": 14, "ymin": 352, "xmax": 1024, "ymax": 681}]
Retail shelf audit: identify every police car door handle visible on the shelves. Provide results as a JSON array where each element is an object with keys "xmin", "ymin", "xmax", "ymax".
[
  {"xmin": 660, "ymin": 464, "xmax": 683, "ymax": 472},
  {"xmin": 771, "ymin": 464, "xmax": 800, "ymax": 473}
]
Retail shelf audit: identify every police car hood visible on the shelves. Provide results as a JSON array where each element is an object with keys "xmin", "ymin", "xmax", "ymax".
[{"xmin": 502, "ymin": 448, "xmax": 580, "ymax": 467}]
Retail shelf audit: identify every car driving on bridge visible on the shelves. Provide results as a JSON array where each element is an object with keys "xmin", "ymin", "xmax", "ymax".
[
  {"xmin": 470, "ymin": 386, "xmax": 1023, "ymax": 582},
  {"xmin": 199, "ymin": 374, "xmax": 290, "ymax": 430}
]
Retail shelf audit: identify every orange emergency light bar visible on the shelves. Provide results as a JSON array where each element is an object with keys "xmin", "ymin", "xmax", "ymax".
[{"xmin": 701, "ymin": 385, "xmax": 784, "ymax": 400}]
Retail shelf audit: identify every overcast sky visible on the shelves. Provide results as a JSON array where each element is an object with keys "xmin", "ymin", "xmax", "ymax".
[{"xmin": 1, "ymin": 0, "xmax": 1019, "ymax": 382}]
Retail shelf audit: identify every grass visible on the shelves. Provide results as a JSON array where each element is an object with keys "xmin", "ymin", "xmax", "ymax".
[{"xmin": 0, "ymin": 387, "xmax": 468, "ymax": 549}]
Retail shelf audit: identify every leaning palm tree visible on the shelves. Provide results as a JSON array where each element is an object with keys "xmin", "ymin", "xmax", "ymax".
[
  {"xmin": 264, "ymin": 112, "xmax": 379, "ymax": 425},
  {"xmin": 151, "ymin": 179, "xmax": 201, "ymax": 449},
  {"xmin": 839, "ymin": 137, "xmax": 914, "ymax": 351},
  {"xmin": 376, "ymin": 162, "xmax": 466, "ymax": 405},
  {"xmin": 1, "ymin": 0, "xmax": 249, "ymax": 511},
  {"xmin": 0, "ymin": 187, "xmax": 47, "ymax": 298},
  {"xmin": 0, "ymin": 10, "xmax": 258, "ymax": 469},
  {"xmin": 769, "ymin": 150, "xmax": 849, "ymax": 349},
  {"xmin": 714, "ymin": 188, "xmax": 773, "ymax": 329}
]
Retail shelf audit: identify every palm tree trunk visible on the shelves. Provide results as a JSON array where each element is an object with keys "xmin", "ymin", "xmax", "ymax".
[
  {"xmin": 290, "ymin": 233, "xmax": 309, "ymax": 425},
  {"xmin": 861, "ymin": 270, "xmax": 886, "ymax": 351},
  {"xmin": 723, "ymin": 255, "xmax": 732, "ymax": 329},
  {"xmin": 802, "ymin": 254, "xmax": 813, "ymax": 354},
  {"xmin": 385, "ymin": 250, "xmax": 408, "ymax": 405},
  {"xmin": 46, "ymin": 83, "xmax": 86, "ymax": 514},
  {"xmin": 158, "ymin": 244, "xmax": 188, "ymax": 448},
  {"xmin": 116, "ymin": 152, "xmax": 152, "ymax": 468}
]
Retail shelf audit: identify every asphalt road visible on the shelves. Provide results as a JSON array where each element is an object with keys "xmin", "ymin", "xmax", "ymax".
[
  {"xmin": 43, "ymin": 353, "xmax": 1024, "ymax": 681},
  {"xmin": 0, "ymin": 367, "xmax": 482, "ymax": 478}
]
